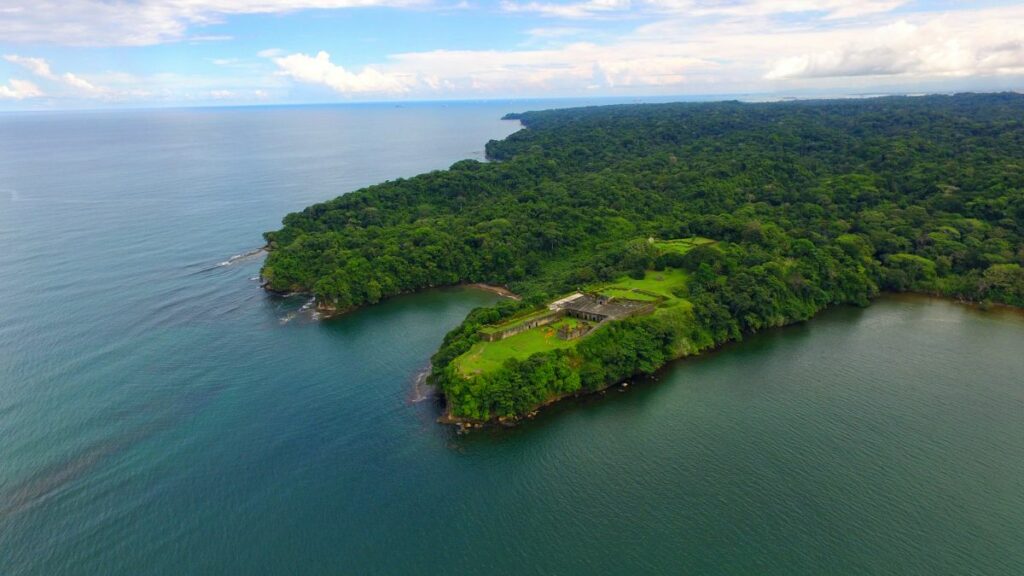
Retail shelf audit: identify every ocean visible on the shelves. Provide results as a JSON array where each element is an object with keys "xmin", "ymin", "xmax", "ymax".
[{"xmin": 1, "ymin": 102, "xmax": 1022, "ymax": 575}]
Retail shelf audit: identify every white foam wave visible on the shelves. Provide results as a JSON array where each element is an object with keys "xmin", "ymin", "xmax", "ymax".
[
  {"xmin": 409, "ymin": 365, "xmax": 435, "ymax": 403},
  {"xmin": 217, "ymin": 247, "xmax": 266, "ymax": 267},
  {"xmin": 280, "ymin": 297, "xmax": 319, "ymax": 324}
]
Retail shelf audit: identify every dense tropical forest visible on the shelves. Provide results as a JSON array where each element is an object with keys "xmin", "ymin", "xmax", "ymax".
[{"xmin": 263, "ymin": 93, "xmax": 1024, "ymax": 423}]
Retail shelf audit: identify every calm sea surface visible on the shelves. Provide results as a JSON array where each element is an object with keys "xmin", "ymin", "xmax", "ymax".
[{"xmin": 1, "ymin": 103, "xmax": 1022, "ymax": 575}]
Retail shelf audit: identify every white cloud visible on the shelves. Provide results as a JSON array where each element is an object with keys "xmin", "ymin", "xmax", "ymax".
[
  {"xmin": 0, "ymin": 54, "xmax": 286, "ymax": 106},
  {"xmin": 2, "ymin": 55, "xmax": 54, "ymax": 78},
  {"xmin": 818, "ymin": 1, "xmax": 907, "ymax": 20},
  {"xmin": 0, "ymin": 78, "xmax": 43, "ymax": 100},
  {"xmin": 0, "ymin": 0, "xmax": 429, "ymax": 47},
  {"xmin": 764, "ymin": 11, "xmax": 1024, "ymax": 79},
  {"xmin": 264, "ymin": 42, "xmax": 716, "ymax": 96},
  {"xmin": 270, "ymin": 51, "xmax": 412, "ymax": 94},
  {"xmin": 4, "ymin": 54, "xmax": 114, "ymax": 98},
  {"xmin": 62, "ymin": 72, "xmax": 109, "ymax": 95},
  {"xmin": 680, "ymin": 0, "xmax": 908, "ymax": 20},
  {"xmin": 263, "ymin": 4, "xmax": 1024, "ymax": 98},
  {"xmin": 502, "ymin": 0, "xmax": 630, "ymax": 19},
  {"xmin": 502, "ymin": 0, "xmax": 907, "ymax": 20},
  {"xmin": 209, "ymin": 88, "xmax": 274, "ymax": 99},
  {"xmin": 386, "ymin": 43, "xmax": 712, "ymax": 91},
  {"xmin": 525, "ymin": 26, "xmax": 586, "ymax": 38},
  {"xmin": 88, "ymin": 70, "xmax": 286, "ymax": 102},
  {"xmin": 1, "ymin": 54, "xmax": 271, "ymax": 102},
  {"xmin": 4, "ymin": 1, "xmax": 1024, "ymax": 106}
]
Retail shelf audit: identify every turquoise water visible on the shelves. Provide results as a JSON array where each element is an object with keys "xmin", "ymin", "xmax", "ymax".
[{"xmin": 1, "ymin": 104, "xmax": 1023, "ymax": 575}]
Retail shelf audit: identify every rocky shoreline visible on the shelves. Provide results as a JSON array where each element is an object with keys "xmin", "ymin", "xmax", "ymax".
[
  {"xmin": 462, "ymin": 283, "xmax": 521, "ymax": 300},
  {"xmin": 262, "ymin": 281, "xmax": 520, "ymax": 319}
]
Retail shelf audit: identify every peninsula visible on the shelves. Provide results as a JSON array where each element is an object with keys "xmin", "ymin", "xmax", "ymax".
[{"xmin": 262, "ymin": 94, "xmax": 1024, "ymax": 425}]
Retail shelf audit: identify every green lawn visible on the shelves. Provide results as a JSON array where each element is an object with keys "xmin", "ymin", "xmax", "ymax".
[
  {"xmin": 592, "ymin": 268, "xmax": 689, "ymax": 300},
  {"xmin": 459, "ymin": 262, "xmax": 700, "ymax": 377},
  {"xmin": 457, "ymin": 320, "xmax": 579, "ymax": 375},
  {"xmin": 651, "ymin": 236, "xmax": 715, "ymax": 255},
  {"xmin": 598, "ymin": 287, "xmax": 660, "ymax": 302}
]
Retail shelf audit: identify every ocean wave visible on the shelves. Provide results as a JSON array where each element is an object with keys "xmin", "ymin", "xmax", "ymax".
[
  {"xmin": 409, "ymin": 364, "xmax": 436, "ymax": 403},
  {"xmin": 217, "ymin": 247, "xmax": 265, "ymax": 267},
  {"xmin": 280, "ymin": 296, "xmax": 317, "ymax": 324},
  {"xmin": 188, "ymin": 247, "xmax": 266, "ymax": 275}
]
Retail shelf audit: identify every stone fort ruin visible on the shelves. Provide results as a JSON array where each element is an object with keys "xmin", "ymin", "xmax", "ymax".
[{"xmin": 479, "ymin": 292, "xmax": 656, "ymax": 342}]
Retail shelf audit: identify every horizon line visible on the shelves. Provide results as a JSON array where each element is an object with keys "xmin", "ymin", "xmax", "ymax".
[{"xmin": 2, "ymin": 88, "xmax": 1022, "ymax": 115}]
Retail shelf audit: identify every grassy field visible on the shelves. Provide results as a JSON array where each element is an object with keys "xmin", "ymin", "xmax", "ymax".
[
  {"xmin": 456, "ymin": 239, "xmax": 715, "ymax": 376},
  {"xmin": 598, "ymin": 287, "xmax": 660, "ymax": 301},
  {"xmin": 592, "ymin": 268, "xmax": 689, "ymax": 301},
  {"xmin": 457, "ymin": 319, "xmax": 581, "ymax": 375},
  {"xmin": 651, "ymin": 236, "xmax": 715, "ymax": 255},
  {"xmin": 478, "ymin": 307, "xmax": 556, "ymax": 335}
]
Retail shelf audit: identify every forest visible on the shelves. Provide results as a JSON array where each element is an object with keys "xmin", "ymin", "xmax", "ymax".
[{"xmin": 262, "ymin": 93, "xmax": 1024, "ymax": 423}]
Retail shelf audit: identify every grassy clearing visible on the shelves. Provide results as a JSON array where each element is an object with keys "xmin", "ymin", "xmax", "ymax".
[
  {"xmin": 458, "ymin": 268, "xmax": 694, "ymax": 375},
  {"xmin": 457, "ymin": 242, "xmax": 712, "ymax": 376},
  {"xmin": 455, "ymin": 238, "xmax": 716, "ymax": 377},
  {"xmin": 457, "ymin": 321, "xmax": 578, "ymax": 375},
  {"xmin": 598, "ymin": 287, "xmax": 660, "ymax": 301},
  {"xmin": 656, "ymin": 298, "xmax": 694, "ymax": 313},
  {"xmin": 652, "ymin": 236, "xmax": 715, "ymax": 255},
  {"xmin": 592, "ymin": 268, "xmax": 689, "ymax": 301}
]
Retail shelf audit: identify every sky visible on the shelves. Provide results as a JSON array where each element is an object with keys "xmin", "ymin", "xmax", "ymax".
[{"xmin": 1, "ymin": 0, "xmax": 1023, "ymax": 109}]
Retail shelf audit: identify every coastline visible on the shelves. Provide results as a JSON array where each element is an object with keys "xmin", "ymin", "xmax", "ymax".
[
  {"xmin": 438, "ymin": 381, "xmax": 631, "ymax": 431},
  {"xmin": 261, "ymin": 271, "xmax": 1021, "ymax": 429},
  {"xmin": 267, "ymin": 282, "xmax": 521, "ymax": 320},
  {"xmin": 438, "ymin": 291, "xmax": 1024, "ymax": 429},
  {"xmin": 882, "ymin": 291, "xmax": 1024, "ymax": 319},
  {"xmin": 264, "ymin": 280, "xmax": 520, "ymax": 319},
  {"xmin": 462, "ymin": 283, "xmax": 521, "ymax": 300}
]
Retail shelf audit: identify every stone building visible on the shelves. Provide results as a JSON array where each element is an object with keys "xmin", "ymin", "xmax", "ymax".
[
  {"xmin": 556, "ymin": 322, "xmax": 591, "ymax": 340},
  {"xmin": 479, "ymin": 310, "xmax": 563, "ymax": 342},
  {"xmin": 554, "ymin": 293, "xmax": 655, "ymax": 322},
  {"xmin": 479, "ymin": 292, "xmax": 657, "ymax": 342}
]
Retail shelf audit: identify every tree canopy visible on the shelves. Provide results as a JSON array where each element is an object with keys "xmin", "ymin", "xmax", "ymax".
[{"xmin": 263, "ymin": 93, "xmax": 1024, "ymax": 422}]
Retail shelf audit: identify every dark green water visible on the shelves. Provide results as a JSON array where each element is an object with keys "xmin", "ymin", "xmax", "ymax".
[{"xmin": 1, "ymin": 106, "xmax": 1023, "ymax": 575}]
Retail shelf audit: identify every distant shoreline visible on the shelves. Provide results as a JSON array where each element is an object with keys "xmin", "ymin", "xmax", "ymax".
[
  {"xmin": 885, "ymin": 291, "xmax": 1024, "ymax": 319},
  {"xmin": 463, "ymin": 283, "xmax": 521, "ymax": 300}
]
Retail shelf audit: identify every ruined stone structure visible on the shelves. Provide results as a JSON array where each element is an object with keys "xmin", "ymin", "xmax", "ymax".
[
  {"xmin": 479, "ymin": 310, "xmax": 563, "ymax": 342},
  {"xmin": 556, "ymin": 322, "xmax": 591, "ymax": 340},
  {"xmin": 554, "ymin": 293, "xmax": 655, "ymax": 322},
  {"xmin": 479, "ymin": 292, "xmax": 658, "ymax": 342}
]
